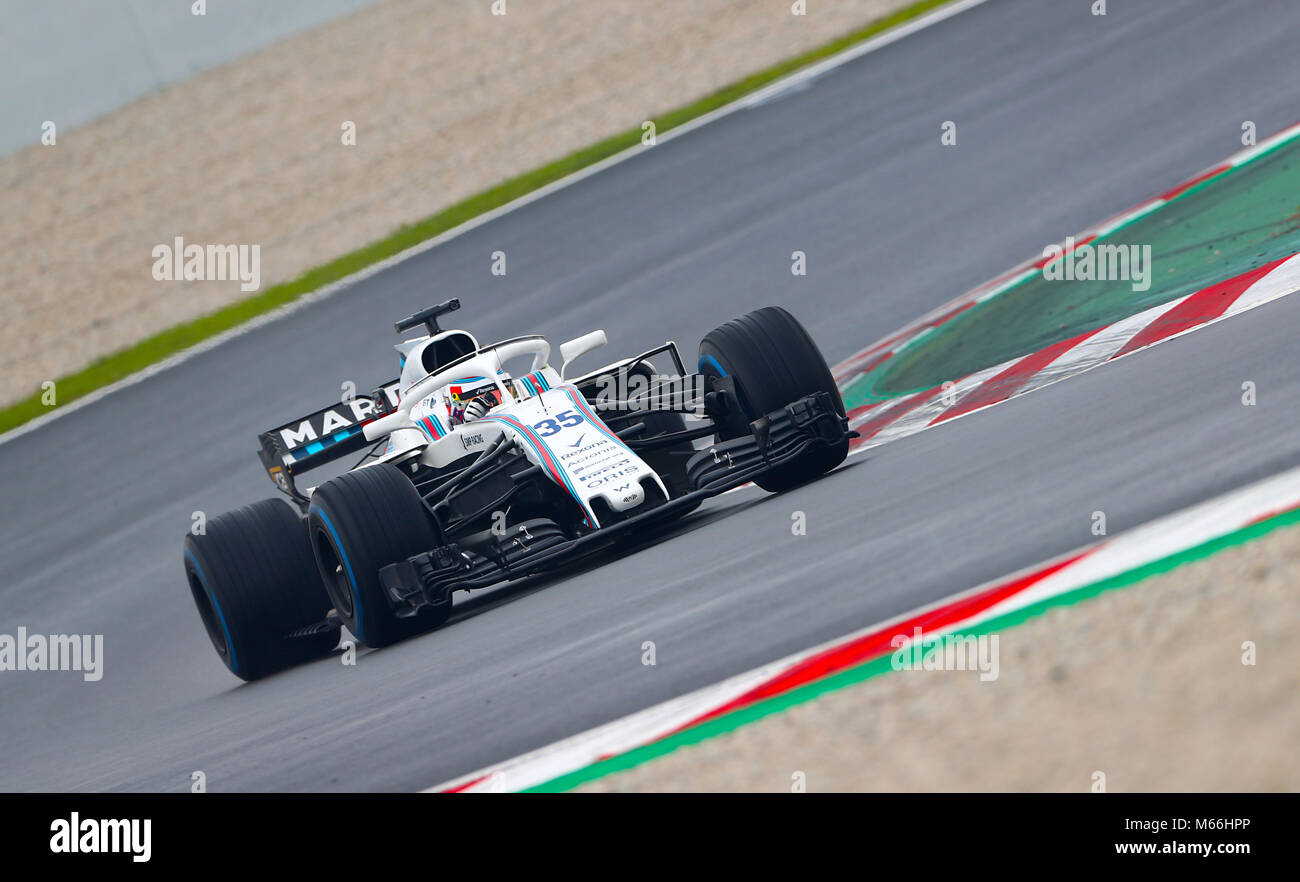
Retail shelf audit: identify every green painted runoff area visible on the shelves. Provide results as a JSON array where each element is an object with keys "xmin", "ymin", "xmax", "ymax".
[{"xmin": 845, "ymin": 134, "xmax": 1300, "ymax": 406}]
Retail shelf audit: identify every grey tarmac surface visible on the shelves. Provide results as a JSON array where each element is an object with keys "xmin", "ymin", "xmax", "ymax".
[{"xmin": 2, "ymin": 0, "xmax": 1299, "ymax": 790}]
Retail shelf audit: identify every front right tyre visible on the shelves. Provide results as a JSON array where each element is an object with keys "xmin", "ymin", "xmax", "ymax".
[{"xmin": 699, "ymin": 306, "xmax": 849, "ymax": 492}]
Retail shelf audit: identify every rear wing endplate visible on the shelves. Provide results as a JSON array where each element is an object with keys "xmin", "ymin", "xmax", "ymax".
[{"xmin": 257, "ymin": 380, "xmax": 401, "ymax": 500}]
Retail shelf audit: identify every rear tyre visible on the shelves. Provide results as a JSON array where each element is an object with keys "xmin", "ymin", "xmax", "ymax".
[
  {"xmin": 183, "ymin": 498, "xmax": 338, "ymax": 681},
  {"xmin": 308, "ymin": 464, "xmax": 450, "ymax": 648},
  {"xmin": 699, "ymin": 306, "xmax": 848, "ymax": 492}
]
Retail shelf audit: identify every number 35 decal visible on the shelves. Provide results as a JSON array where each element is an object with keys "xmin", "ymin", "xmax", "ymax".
[{"xmin": 532, "ymin": 410, "xmax": 584, "ymax": 437}]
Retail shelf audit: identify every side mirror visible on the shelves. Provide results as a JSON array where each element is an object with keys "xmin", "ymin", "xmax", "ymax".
[{"xmin": 559, "ymin": 330, "xmax": 607, "ymax": 379}]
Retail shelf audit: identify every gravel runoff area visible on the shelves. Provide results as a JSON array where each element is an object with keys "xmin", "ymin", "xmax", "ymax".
[
  {"xmin": 583, "ymin": 522, "xmax": 1300, "ymax": 792},
  {"xmin": 0, "ymin": 0, "xmax": 915, "ymax": 409}
]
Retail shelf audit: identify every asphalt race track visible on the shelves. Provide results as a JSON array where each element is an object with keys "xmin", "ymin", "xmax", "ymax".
[{"xmin": 3, "ymin": 0, "xmax": 1300, "ymax": 791}]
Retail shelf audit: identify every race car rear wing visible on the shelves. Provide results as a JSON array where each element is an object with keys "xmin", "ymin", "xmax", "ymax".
[{"xmin": 257, "ymin": 380, "xmax": 401, "ymax": 501}]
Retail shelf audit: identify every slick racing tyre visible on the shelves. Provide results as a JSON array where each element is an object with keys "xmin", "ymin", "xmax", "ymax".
[
  {"xmin": 183, "ymin": 498, "xmax": 338, "ymax": 681},
  {"xmin": 699, "ymin": 306, "xmax": 849, "ymax": 492},
  {"xmin": 308, "ymin": 464, "xmax": 450, "ymax": 648}
]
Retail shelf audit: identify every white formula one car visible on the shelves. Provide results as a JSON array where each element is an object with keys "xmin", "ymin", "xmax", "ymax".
[{"xmin": 183, "ymin": 300, "xmax": 853, "ymax": 679}]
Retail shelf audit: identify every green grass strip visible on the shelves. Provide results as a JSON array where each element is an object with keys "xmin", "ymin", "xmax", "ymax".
[
  {"xmin": 0, "ymin": 0, "xmax": 959, "ymax": 437},
  {"xmin": 527, "ymin": 503, "xmax": 1300, "ymax": 791}
]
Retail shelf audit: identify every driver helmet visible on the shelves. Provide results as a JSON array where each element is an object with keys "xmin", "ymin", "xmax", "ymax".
[{"xmin": 446, "ymin": 373, "xmax": 509, "ymax": 425}]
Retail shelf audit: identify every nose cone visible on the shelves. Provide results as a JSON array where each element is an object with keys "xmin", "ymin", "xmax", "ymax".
[{"xmin": 601, "ymin": 482, "xmax": 645, "ymax": 512}]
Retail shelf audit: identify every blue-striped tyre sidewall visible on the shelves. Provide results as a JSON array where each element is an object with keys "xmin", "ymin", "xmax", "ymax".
[
  {"xmin": 183, "ymin": 498, "xmax": 337, "ymax": 681},
  {"xmin": 307, "ymin": 464, "xmax": 448, "ymax": 648}
]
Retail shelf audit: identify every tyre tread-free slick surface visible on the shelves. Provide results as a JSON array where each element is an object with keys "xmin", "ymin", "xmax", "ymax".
[
  {"xmin": 699, "ymin": 306, "xmax": 848, "ymax": 491},
  {"xmin": 183, "ymin": 498, "xmax": 337, "ymax": 681},
  {"xmin": 308, "ymin": 463, "xmax": 450, "ymax": 648}
]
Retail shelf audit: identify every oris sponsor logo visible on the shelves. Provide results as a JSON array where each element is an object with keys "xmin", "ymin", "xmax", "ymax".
[{"xmin": 585, "ymin": 467, "xmax": 642, "ymax": 489}]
